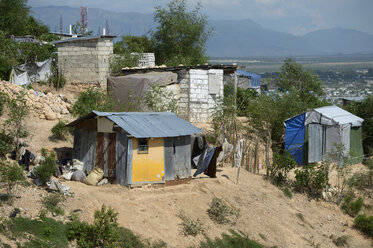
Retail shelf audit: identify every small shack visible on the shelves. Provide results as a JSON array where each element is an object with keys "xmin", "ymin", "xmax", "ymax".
[
  {"xmin": 67, "ymin": 111, "xmax": 202, "ymax": 186},
  {"xmin": 118, "ymin": 65, "xmax": 237, "ymax": 123},
  {"xmin": 285, "ymin": 105, "xmax": 364, "ymax": 165},
  {"xmin": 236, "ymin": 70, "xmax": 261, "ymax": 93},
  {"xmin": 53, "ymin": 36, "xmax": 115, "ymax": 86}
]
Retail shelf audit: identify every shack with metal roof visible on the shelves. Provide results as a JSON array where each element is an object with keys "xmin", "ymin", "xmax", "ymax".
[
  {"xmin": 68, "ymin": 111, "xmax": 202, "ymax": 186},
  {"xmin": 284, "ymin": 105, "xmax": 364, "ymax": 165}
]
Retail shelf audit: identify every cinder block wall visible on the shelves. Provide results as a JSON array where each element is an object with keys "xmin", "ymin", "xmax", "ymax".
[
  {"xmin": 56, "ymin": 38, "xmax": 113, "ymax": 87},
  {"xmin": 178, "ymin": 69, "xmax": 223, "ymax": 123}
]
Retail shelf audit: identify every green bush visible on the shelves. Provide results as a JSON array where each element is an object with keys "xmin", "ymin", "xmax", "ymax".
[
  {"xmin": 35, "ymin": 151, "xmax": 57, "ymax": 185},
  {"xmin": 282, "ymin": 187, "xmax": 292, "ymax": 199},
  {"xmin": 341, "ymin": 195, "xmax": 363, "ymax": 217},
  {"xmin": 0, "ymin": 92, "xmax": 8, "ymax": 116},
  {"xmin": 0, "ymin": 161, "xmax": 25, "ymax": 201},
  {"xmin": 48, "ymin": 65, "xmax": 66, "ymax": 90},
  {"xmin": 207, "ymin": 198, "xmax": 238, "ymax": 225},
  {"xmin": 178, "ymin": 212, "xmax": 204, "ymax": 237},
  {"xmin": 199, "ymin": 230, "xmax": 264, "ymax": 248},
  {"xmin": 269, "ymin": 152, "xmax": 297, "ymax": 186},
  {"xmin": 72, "ymin": 88, "xmax": 116, "ymax": 117},
  {"xmin": 294, "ymin": 164, "xmax": 328, "ymax": 198},
  {"xmin": 41, "ymin": 193, "xmax": 65, "ymax": 216},
  {"xmin": 0, "ymin": 130, "xmax": 13, "ymax": 158},
  {"xmin": 51, "ymin": 121, "xmax": 70, "ymax": 140},
  {"xmin": 354, "ymin": 214, "xmax": 373, "ymax": 237}
]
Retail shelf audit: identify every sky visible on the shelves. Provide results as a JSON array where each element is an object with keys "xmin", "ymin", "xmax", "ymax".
[{"xmin": 28, "ymin": 0, "xmax": 373, "ymax": 36}]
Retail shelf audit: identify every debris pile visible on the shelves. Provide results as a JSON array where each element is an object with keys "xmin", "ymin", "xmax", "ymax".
[{"xmin": 0, "ymin": 81, "xmax": 72, "ymax": 120}]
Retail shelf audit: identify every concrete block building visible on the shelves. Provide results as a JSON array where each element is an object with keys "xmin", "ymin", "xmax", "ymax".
[{"xmin": 53, "ymin": 36, "xmax": 115, "ymax": 86}]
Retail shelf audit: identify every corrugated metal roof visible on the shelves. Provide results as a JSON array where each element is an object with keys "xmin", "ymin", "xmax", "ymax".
[
  {"xmin": 69, "ymin": 111, "xmax": 202, "ymax": 138},
  {"xmin": 52, "ymin": 35, "xmax": 116, "ymax": 45}
]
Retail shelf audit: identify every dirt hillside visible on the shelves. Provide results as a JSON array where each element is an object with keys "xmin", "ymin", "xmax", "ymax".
[{"xmin": 0, "ymin": 82, "xmax": 371, "ymax": 248}]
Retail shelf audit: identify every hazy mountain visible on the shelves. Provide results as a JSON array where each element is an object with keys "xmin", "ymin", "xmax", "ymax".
[
  {"xmin": 31, "ymin": 6, "xmax": 373, "ymax": 57},
  {"xmin": 302, "ymin": 27, "xmax": 373, "ymax": 55}
]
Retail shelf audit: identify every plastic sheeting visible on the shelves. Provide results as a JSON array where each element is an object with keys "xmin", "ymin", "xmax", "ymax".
[
  {"xmin": 107, "ymin": 72, "xmax": 178, "ymax": 109},
  {"xmin": 10, "ymin": 59, "xmax": 52, "ymax": 85},
  {"xmin": 236, "ymin": 70, "xmax": 261, "ymax": 87},
  {"xmin": 284, "ymin": 113, "xmax": 305, "ymax": 164},
  {"xmin": 305, "ymin": 105, "xmax": 363, "ymax": 127}
]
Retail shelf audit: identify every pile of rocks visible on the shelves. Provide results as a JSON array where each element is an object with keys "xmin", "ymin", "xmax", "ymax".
[{"xmin": 0, "ymin": 81, "xmax": 72, "ymax": 120}]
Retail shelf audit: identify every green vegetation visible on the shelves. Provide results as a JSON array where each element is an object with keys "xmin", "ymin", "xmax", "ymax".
[
  {"xmin": 199, "ymin": 230, "xmax": 263, "ymax": 248},
  {"xmin": 330, "ymin": 235, "xmax": 349, "ymax": 247},
  {"xmin": 152, "ymin": 0, "xmax": 212, "ymax": 66},
  {"xmin": 41, "ymin": 194, "xmax": 65, "ymax": 216},
  {"xmin": 0, "ymin": 130, "xmax": 13, "ymax": 158},
  {"xmin": 5, "ymin": 91, "xmax": 29, "ymax": 158},
  {"xmin": 144, "ymin": 85, "xmax": 178, "ymax": 113},
  {"xmin": 0, "ymin": 0, "xmax": 56, "ymax": 79},
  {"xmin": 72, "ymin": 88, "xmax": 116, "ymax": 117},
  {"xmin": 3, "ymin": 216, "xmax": 69, "ymax": 248},
  {"xmin": 348, "ymin": 159, "xmax": 373, "ymax": 191},
  {"xmin": 268, "ymin": 152, "xmax": 297, "ymax": 186},
  {"xmin": 207, "ymin": 197, "xmax": 239, "ymax": 225},
  {"xmin": 354, "ymin": 214, "xmax": 373, "ymax": 238},
  {"xmin": 282, "ymin": 187, "xmax": 293, "ymax": 199},
  {"xmin": 51, "ymin": 121, "xmax": 70, "ymax": 140},
  {"xmin": 293, "ymin": 164, "xmax": 329, "ymax": 198},
  {"xmin": 178, "ymin": 211, "xmax": 204, "ymax": 237},
  {"xmin": 0, "ymin": 161, "xmax": 25, "ymax": 202},
  {"xmin": 35, "ymin": 150, "xmax": 57, "ymax": 185},
  {"xmin": 341, "ymin": 195, "xmax": 364, "ymax": 217},
  {"xmin": 48, "ymin": 64, "xmax": 67, "ymax": 90}
]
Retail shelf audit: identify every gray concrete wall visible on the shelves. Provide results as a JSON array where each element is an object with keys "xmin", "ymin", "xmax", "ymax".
[
  {"xmin": 56, "ymin": 38, "xmax": 113, "ymax": 87},
  {"xmin": 178, "ymin": 69, "xmax": 224, "ymax": 123}
]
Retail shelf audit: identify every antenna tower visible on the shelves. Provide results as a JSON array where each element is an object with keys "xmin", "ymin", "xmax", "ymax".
[
  {"xmin": 105, "ymin": 20, "xmax": 110, "ymax": 35},
  {"xmin": 59, "ymin": 15, "xmax": 63, "ymax": 34},
  {"xmin": 80, "ymin": 7, "xmax": 88, "ymax": 32}
]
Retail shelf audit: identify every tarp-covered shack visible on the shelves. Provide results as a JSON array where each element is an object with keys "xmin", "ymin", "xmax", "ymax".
[
  {"xmin": 285, "ymin": 105, "xmax": 364, "ymax": 165},
  {"xmin": 67, "ymin": 111, "xmax": 202, "ymax": 186}
]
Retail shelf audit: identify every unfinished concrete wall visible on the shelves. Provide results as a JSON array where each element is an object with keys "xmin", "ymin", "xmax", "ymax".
[
  {"xmin": 56, "ymin": 38, "xmax": 113, "ymax": 87},
  {"xmin": 178, "ymin": 69, "xmax": 223, "ymax": 123}
]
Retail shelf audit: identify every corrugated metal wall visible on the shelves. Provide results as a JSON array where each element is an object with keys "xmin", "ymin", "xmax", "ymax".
[
  {"xmin": 115, "ymin": 132, "xmax": 128, "ymax": 186},
  {"xmin": 164, "ymin": 136, "xmax": 191, "ymax": 180},
  {"xmin": 73, "ymin": 129, "xmax": 97, "ymax": 172}
]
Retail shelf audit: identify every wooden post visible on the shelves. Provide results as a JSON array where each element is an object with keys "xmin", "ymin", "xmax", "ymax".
[
  {"xmin": 236, "ymin": 167, "xmax": 240, "ymax": 184},
  {"xmin": 254, "ymin": 139, "xmax": 259, "ymax": 174}
]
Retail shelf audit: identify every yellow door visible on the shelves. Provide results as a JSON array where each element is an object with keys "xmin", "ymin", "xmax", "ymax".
[{"xmin": 132, "ymin": 138, "xmax": 165, "ymax": 183}]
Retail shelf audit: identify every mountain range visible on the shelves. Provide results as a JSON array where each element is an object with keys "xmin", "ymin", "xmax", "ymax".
[{"xmin": 31, "ymin": 6, "xmax": 373, "ymax": 57}]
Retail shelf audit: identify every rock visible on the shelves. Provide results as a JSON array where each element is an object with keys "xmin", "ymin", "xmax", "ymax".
[
  {"xmin": 61, "ymin": 107, "xmax": 69, "ymax": 115},
  {"xmin": 45, "ymin": 110, "xmax": 57, "ymax": 120},
  {"xmin": 97, "ymin": 178, "xmax": 108, "ymax": 186},
  {"xmin": 34, "ymin": 178, "xmax": 43, "ymax": 186},
  {"xmin": 46, "ymin": 92, "xmax": 53, "ymax": 97},
  {"xmin": 50, "ymin": 104, "xmax": 61, "ymax": 113}
]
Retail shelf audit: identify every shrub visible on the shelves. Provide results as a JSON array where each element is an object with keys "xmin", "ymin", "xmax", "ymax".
[
  {"xmin": 269, "ymin": 151, "xmax": 297, "ymax": 186},
  {"xmin": 41, "ymin": 193, "xmax": 65, "ymax": 216},
  {"xmin": 282, "ymin": 187, "xmax": 292, "ymax": 199},
  {"xmin": 48, "ymin": 64, "xmax": 66, "ymax": 90},
  {"xmin": 0, "ymin": 130, "xmax": 13, "ymax": 158},
  {"xmin": 294, "ymin": 164, "xmax": 328, "ymax": 198},
  {"xmin": 341, "ymin": 195, "xmax": 363, "ymax": 217},
  {"xmin": 199, "ymin": 230, "xmax": 264, "ymax": 248},
  {"xmin": 51, "ymin": 121, "xmax": 70, "ymax": 140},
  {"xmin": 144, "ymin": 85, "xmax": 178, "ymax": 113},
  {"xmin": 72, "ymin": 88, "xmax": 116, "ymax": 117},
  {"xmin": 178, "ymin": 212, "xmax": 204, "ymax": 237},
  {"xmin": 330, "ymin": 235, "xmax": 349, "ymax": 247},
  {"xmin": 354, "ymin": 214, "xmax": 373, "ymax": 237},
  {"xmin": 0, "ymin": 92, "xmax": 8, "ymax": 116},
  {"xmin": 0, "ymin": 161, "xmax": 25, "ymax": 201},
  {"xmin": 207, "ymin": 197, "xmax": 238, "ymax": 224},
  {"xmin": 67, "ymin": 205, "xmax": 121, "ymax": 248},
  {"xmin": 35, "ymin": 150, "xmax": 57, "ymax": 185}
]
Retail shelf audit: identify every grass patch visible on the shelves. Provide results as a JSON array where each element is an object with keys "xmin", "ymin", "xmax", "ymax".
[
  {"xmin": 199, "ymin": 230, "xmax": 264, "ymax": 248},
  {"xmin": 41, "ymin": 193, "xmax": 65, "ymax": 216},
  {"xmin": 341, "ymin": 195, "xmax": 363, "ymax": 217},
  {"xmin": 178, "ymin": 212, "xmax": 204, "ymax": 237},
  {"xmin": 207, "ymin": 197, "xmax": 239, "ymax": 224},
  {"xmin": 330, "ymin": 235, "xmax": 349, "ymax": 247},
  {"xmin": 51, "ymin": 121, "xmax": 70, "ymax": 140},
  {"xmin": 354, "ymin": 214, "xmax": 373, "ymax": 238},
  {"xmin": 4, "ymin": 216, "xmax": 68, "ymax": 248},
  {"xmin": 282, "ymin": 187, "xmax": 292, "ymax": 199}
]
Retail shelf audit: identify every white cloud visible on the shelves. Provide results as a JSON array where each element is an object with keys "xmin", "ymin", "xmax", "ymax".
[{"xmin": 253, "ymin": 0, "xmax": 279, "ymax": 5}]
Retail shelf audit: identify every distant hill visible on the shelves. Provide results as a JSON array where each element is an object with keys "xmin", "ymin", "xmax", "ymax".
[{"xmin": 31, "ymin": 6, "xmax": 373, "ymax": 57}]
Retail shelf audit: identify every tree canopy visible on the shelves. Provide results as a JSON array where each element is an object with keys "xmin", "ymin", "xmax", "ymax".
[{"xmin": 152, "ymin": 0, "xmax": 212, "ymax": 66}]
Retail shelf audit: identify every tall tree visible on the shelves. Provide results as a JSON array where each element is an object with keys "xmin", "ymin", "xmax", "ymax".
[{"xmin": 152, "ymin": 0, "xmax": 212, "ymax": 66}]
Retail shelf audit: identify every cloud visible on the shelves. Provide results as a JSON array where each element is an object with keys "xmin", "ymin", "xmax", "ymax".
[{"xmin": 253, "ymin": 0, "xmax": 279, "ymax": 5}]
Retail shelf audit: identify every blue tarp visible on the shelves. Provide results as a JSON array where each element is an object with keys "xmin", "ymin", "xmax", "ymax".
[
  {"xmin": 236, "ymin": 70, "xmax": 261, "ymax": 87},
  {"xmin": 284, "ymin": 113, "xmax": 306, "ymax": 164}
]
